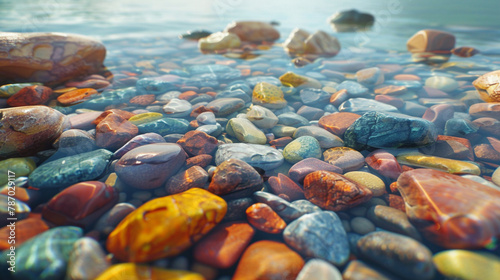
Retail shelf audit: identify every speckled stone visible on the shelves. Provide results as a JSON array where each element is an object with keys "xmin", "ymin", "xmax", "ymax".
[
  {"xmin": 29, "ymin": 149, "xmax": 113, "ymax": 189},
  {"xmin": 397, "ymin": 152, "xmax": 480, "ymax": 175},
  {"xmin": 397, "ymin": 169, "xmax": 500, "ymax": 248},
  {"xmin": 344, "ymin": 111, "xmax": 438, "ymax": 150},
  {"xmin": 366, "ymin": 205, "xmax": 422, "ymax": 241},
  {"xmin": 284, "ymin": 211, "xmax": 349, "ymax": 266},
  {"xmin": 323, "ymin": 147, "xmax": 365, "ymax": 173},
  {"xmin": 356, "ymin": 231, "xmax": 435, "ymax": 280},
  {"xmin": 115, "ymin": 143, "xmax": 186, "ymax": 189},
  {"xmin": 344, "ymin": 171, "xmax": 386, "ymax": 196},
  {"xmin": 208, "ymin": 158, "xmax": 263, "ymax": 198},
  {"xmin": 288, "ymin": 158, "xmax": 342, "ymax": 183},
  {"xmin": 215, "ymin": 143, "xmax": 284, "ymax": 171},
  {"xmin": 472, "ymin": 70, "xmax": 500, "ymax": 102},
  {"xmin": 0, "ymin": 226, "xmax": 83, "ymax": 280},
  {"xmin": 433, "ymin": 250, "xmax": 500, "ymax": 280},
  {"xmin": 226, "ymin": 117, "xmax": 267, "ymax": 144},
  {"xmin": 55, "ymin": 129, "xmax": 96, "ymax": 156},
  {"xmin": 252, "ymin": 82, "xmax": 287, "ymax": 109},
  {"xmin": 283, "ymin": 136, "xmax": 322, "ymax": 164},
  {"xmin": 66, "ymin": 237, "xmax": 110, "ymax": 280},
  {"xmin": 293, "ymin": 126, "xmax": 344, "ymax": 149}
]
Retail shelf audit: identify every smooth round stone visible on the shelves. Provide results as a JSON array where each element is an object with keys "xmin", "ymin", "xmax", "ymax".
[
  {"xmin": 95, "ymin": 263, "xmax": 204, "ymax": 280},
  {"xmin": 277, "ymin": 112, "xmax": 309, "ymax": 127},
  {"xmin": 318, "ymin": 112, "xmax": 361, "ymax": 137},
  {"xmin": 0, "ymin": 226, "xmax": 83, "ymax": 280},
  {"xmin": 366, "ymin": 205, "xmax": 422, "ymax": 241},
  {"xmin": 271, "ymin": 125, "xmax": 296, "ymax": 138},
  {"xmin": 365, "ymin": 149, "xmax": 402, "ymax": 180},
  {"xmin": 472, "ymin": 70, "xmax": 500, "ymax": 102},
  {"xmin": 66, "ymin": 237, "xmax": 110, "ymax": 280},
  {"xmin": 288, "ymin": 158, "xmax": 342, "ymax": 183},
  {"xmin": 433, "ymin": 250, "xmax": 500, "ymax": 280},
  {"xmin": 401, "ymin": 101, "xmax": 428, "ymax": 117},
  {"xmin": 233, "ymin": 240, "xmax": 304, "ymax": 280},
  {"xmin": 55, "ymin": 129, "xmax": 96, "ymax": 156},
  {"xmin": 444, "ymin": 118, "xmax": 478, "ymax": 137},
  {"xmin": 300, "ymin": 88, "xmax": 331, "ymax": 107},
  {"xmin": 196, "ymin": 124, "xmax": 222, "ymax": 137},
  {"xmin": 343, "ymin": 260, "xmax": 400, "ymax": 280},
  {"xmin": 115, "ymin": 143, "xmax": 186, "ymax": 189},
  {"xmin": 205, "ymin": 98, "xmax": 245, "ymax": 117},
  {"xmin": 349, "ymin": 217, "xmax": 375, "ymax": 235},
  {"xmin": 193, "ymin": 221, "xmax": 255, "ymax": 269},
  {"xmin": 425, "ymin": 76, "xmax": 459, "ymax": 92},
  {"xmin": 198, "ymin": 31, "xmax": 241, "ymax": 52},
  {"xmin": 137, "ymin": 117, "xmax": 189, "ymax": 135},
  {"xmin": 163, "ymin": 98, "xmax": 192, "ymax": 117},
  {"xmin": 94, "ymin": 203, "xmax": 136, "ymax": 237},
  {"xmin": 113, "ymin": 132, "xmax": 166, "ymax": 159},
  {"xmin": 0, "ymin": 32, "xmax": 105, "ymax": 85},
  {"xmin": 208, "ymin": 158, "xmax": 263, "ymax": 198},
  {"xmin": 283, "ymin": 136, "xmax": 322, "ymax": 164},
  {"xmin": 397, "ymin": 152, "xmax": 480, "ymax": 175},
  {"xmin": 246, "ymin": 203, "xmax": 287, "ymax": 234},
  {"xmin": 469, "ymin": 102, "xmax": 500, "ymax": 120},
  {"xmin": 95, "ymin": 114, "xmax": 138, "ymax": 150},
  {"xmin": 195, "ymin": 111, "xmax": 217, "ymax": 125},
  {"xmin": 323, "ymin": 147, "xmax": 365, "ymax": 173},
  {"xmin": 357, "ymin": 231, "xmax": 435, "ymax": 280},
  {"xmin": 246, "ymin": 105, "xmax": 278, "ymax": 129},
  {"xmin": 297, "ymin": 105, "xmax": 325, "ymax": 121},
  {"xmin": 0, "ymin": 106, "xmax": 70, "ymax": 158},
  {"xmin": 43, "ymin": 181, "xmax": 118, "ymax": 228},
  {"xmin": 279, "ymin": 71, "xmax": 322, "ymax": 89},
  {"xmin": 216, "ymin": 88, "xmax": 250, "ymax": 103},
  {"xmin": 293, "ymin": 126, "xmax": 343, "ymax": 149},
  {"xmin": 296, "ymin": 259, "xmax": 342, "ymax": 280},
  {"xmin": 397, "ymin": 169, "xmax": 500, "ymax": 248},
  {"xmin": 215, "ymin": 143, "xmax": 284, "ymax": 171},
  {"xmin": 339, "ymin": 98, "xmax": 398, "ymax": 114},
  {"xmin": 267, "ymin": 173, "xmax": 305, "ymax": 201},
  {"xmin": 29, "ymin": 149, "xmax": 113, "ymax": 189},
  {"xmin": 336, "ymin": 81, "xmax": 369, "ymax": 97},
  {"xmin": 356, "ymin": 67, "xmax": 384, "ymax": 87},
  {"xmin": 107, "ymin": 188, "xmax": 226, "ymax": 262},
  {"xmin": 69, "ymin": 111, "xmax": 103, "ymax": 130},
  {"xmin": 252, "ymin": 82, "xmax": 287, "ymax": 109},
  {"xmin": 284, "ymin": 211, "xmax": 349, "ymax": 266},
  {"xmin": 344, "ymin": 111, "xmax": 438, "ymax": 150},
  {"xmin": 0, "ymin": 157, "xmax": 36, "ymax": 185},
  {"xmin": 304, "ymin": 171, "xmax": 373, "ymax": 211},
  {"xmin": 226, "ymin": 118, "xmax": 267, "ymax": 144},
  {"xmin": 344, "ymin": 171, "xmax": 386, "ymax": 196}
]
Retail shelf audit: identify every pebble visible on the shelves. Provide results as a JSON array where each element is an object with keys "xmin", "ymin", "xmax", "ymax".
[
  {"xmin": 252, "ymin": 82, "xmax": 287, "ymax": 109},
  {"xmin": 193, "ymin": 221, "xmax": 255, "ymax": 269},
  {"xmin": 7, "ymin": 85, "xmax": 52, "ymax": 106},
  {"xmin": 93, "ymin": 203, "xmax": 136, "ymax": 237},
  {"xmin": 342, "ymin": 260, "xmax": 401, "ymax": 280},
  {"xmin": 267, "ymin": 173, "xmax": 305, "ymax": 201},
  {"xmin": 198, "ymin": 32, "xmax": 241, "ymax": 52},
  {"xmin": 406, "ymin": 29, "xmax": 455, "ymax": 62},
  {"xmin": 350, "ymin": 216, "xmax": 376, "ymax": 235},
  {"xmin": 284, "ymin": 211, "xmax": 349, "ymax": 265},
  {"xmin": 296, "ymin": 258, "xmax": 342, "ymax": 280},
  {"xmin": 469, "ymin": 102, "xmax": 500, "ymax": 120},
  {"xmin": 303, "ymin": 170, "xmax": 373, "ymax": 211},
  {"xmin": 344, "ymin": 111, "xmax": 438, "ymax": 150},
  {"xmin": 356, "ymin": 67, "xmax": 384, "ymax": 87},
  {"xmin": 366, "ymin": 205, "xmax": 422, "ymax": 241},
  {"xmin": 246, "ymin": 202, "xmax": 286, "ymax": 233},
  {"xmin": 0, "ymin": 194, "xmax": 30, "ymax": 227},
  {"xmin": 288, "ymin": 157, "xmax": 342, "ymax": 183},
  {"xmin": 106, "ymin": 188, "xmax": 226, "ymax": 262},
  {"xmin": 0, "ymin": 32, "xmax": 105, "ymax": 85},
  {"xmin": 344, "ymin": 171, "xmax": 386, "ymax": 196},
  {"xmin": 365, "ymin": 149, "xmax": 403, "ymax": 180},
  {"xmin": 95, "ymin": 113, "xmax": 138, "ymax": 150},
  {"xmin": 425, "ymin": 76, "xmax": 459, "ymax": 92},
  {"xmin": 472, "ymin": 70, "xmax": 500, "ymax": 102},
  {"xmin": 113, "ymin": 132, "xmax": 166, "ymax": 159},
  {"xmin": 337, "ymin": 81, "xmax": 369, "ymax": 97},
  {"xmin": 277, "ymin": 112, "xmax": 309, "ymax": 127},
  {"xmin": 136, "ymin": 117, "xmax": 189, "ymax": 135},
  {"xmin": 318, "ymin": 112, "xmax": 361, "ymax": 137},
  {"xmin": 55, "ymin": 129, "xmax": 96, "ymax": 156},
  {"xmin": 95, "ymin": 263, "xmax": 204, "ymax": 280},
  {"xmin": 224, "ymin": 21, "xmax": 280, "ymax": 42},
  {"xmin": 293, "ymin": 126, "xmax": 343, "ymax": 150},
  {"xmin": 299, "ymin": 88, "xmax": 331, "ymax": 107},
  {"xmin": 29, "ymin": 149, "xmax": 112, "ymax": 189},
  {"xmin": 0, "ymin": 158, "xmax": 36, "ymax": 185},
  {"xmin": 233, "ymin": 240, "xmax": 304, "ymax": 280},
  {"xmin": 339, "ymin": 98, "xmax": 399, "ymax": 114},
  {"xmin": 433, "ymin": 250, "xmax": 500, "ymax": 280},
  {"xmin": 0, "ymin": 106, "xmax": 70, "ymax": 158},
  {"xmin": 163, "ymin": 98, "xmax": 192, "ymax": 117},
  {"xmin": 279, "ymin": 71, "xmax": 322, "ymax": 88},
  {"xmin": 397, "ymin": 169, "xmax": 500, "ymax": 248},
  {"xmin": 0, "ymin": 82, "xmax": 42, "ymax": 98},
  {"xmin": 208, "ymin": 158, "xmax": 263, "ymax": 198},
  {"xmin": 226, "ymin": 117, "xmax": 267, "ymax": 144},
  {"xmin": 328, "ymin": 9, "xmax": 375, "ymax": 32},
  {"xmin": 0, "ymin": 226, "xmax": 83, "ymax": 280},
  {"xmin": 66, "ymin": 237, "xmax": 110, "ymax": 280},
  {"xmin": 283, "ymin": 136, "xmax": 322, "ymax": 164},
  {"xmin": 397, "ymin": 152, "xmax": 480, "ymax": 175},
  {"xmin": 57, "ymin": 88, "xmax": 99, "ymax": 106},
  {"xmin": 304, "ymin": 30, "xmax": 341, "ymax": 57},
  {"xmin": 323, "ymin": 147, "xmax": 365, "ymax": 172},
  {"xmin": 356, "ymin": 231, "xmax": 435, "ymax": 280},
  {"xmin": 215, "ymin": 143, "xmax": 284, "ymax": 171},
  {"xmin": 115, "ymin": 143, "xmax": 186, "ymax": 189},
  {"xmin": 177, "ymin": 130, "xmax": 218, "ymax": 156},
  {"xmin": 245, "ymin": 105, "xmax": 279, "ymax": 129}
]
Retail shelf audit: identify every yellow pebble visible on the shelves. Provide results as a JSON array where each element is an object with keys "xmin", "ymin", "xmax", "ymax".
[
  {"xmin": 95, "ymin": 263, "xmax": 204, "ymax": 280},
  {"xmin": 128, "ymin": 112, "xmax": 164, "ymax": 125},
  {"xmin": 397, "ymin": 152, "xmax": 481, "ymax": 175},
  {"xmin": 344, "ymin": 171, "xmax": 386, "ymax": 197}
]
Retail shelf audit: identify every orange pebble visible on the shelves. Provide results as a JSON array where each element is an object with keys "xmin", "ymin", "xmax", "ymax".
[
  {"xmin": 246, "ymin": 203, "xmax": 286, "ymax": 234},
  {"xmin": 57, "ymin": 88, "xmax": 98, "ymax": 106}
]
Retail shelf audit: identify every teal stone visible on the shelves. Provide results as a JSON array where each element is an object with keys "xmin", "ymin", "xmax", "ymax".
[
  {"xmin": 84, "ymin": 87, "xmax": 137, "ymax": 110},
  {"xmin": 283, "ymin": 136, "xmax": 322, "ymax": 164},
  {"xmin": 136, "ymin": 75, "xmax": 184, "ymax": 95},
  {"xmin": 137, "ymin": 117, "xmax": 190, "ymax": 135},
  {"xmin": 344, "ymin": 111, "xmax": 438, "ymax": 150},
  {"xmin": 28, "ymin": 149, "xmax": 113, "ymax": 189},
  {"xmin": 0, "ymin": 226, "xmax": 83, "ymax": 280}
]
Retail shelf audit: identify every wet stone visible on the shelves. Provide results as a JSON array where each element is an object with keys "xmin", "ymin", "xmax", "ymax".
[
  {"xmin": 300, "ymin": 88, "xmax": 331, "ymax": 107},
  {"xmin": 252, "ymin": 82, "xmax": 287, "ymax": 109},
  {"xmin": 433, "ymin": 250, "xmax": 500, "ymax": 280},
  {"xmin": 215, "ymin": 143, "xmax": 284, "ymax": 171},
  {"xmin": 0, "ymin": 158, "xmax": 36, "ymax": 186},
  {"xmin": 113, "ymin": 132, "xmax": 166, "ymax": 159},
  {"xmin": 55, "ymin": 129, "xmax": 96, "ymax": 156},
  {"xmin": 303, "ymin": 170, "xmax": 373, "ymax": 211},
  {"xmin": 284, "ymin": 211, "xmax": 349, "ymax": 266},
  {"xmin": 7, "ymin": 85, "xmax": 52, "ymax": 107},
  {"xmin": 115, "ymin": 143, "xmax": 186, "ymax": 189},
  {"xmin": 473, "ymin": 117, "xmax": 500, "ymax": 138},
  {"xmin": 397, "ymin": 152, "xmax": 480, "ymax": 175},
  {"xmin": 337, "ymin": 81, "xmax": 369, "ymax": 97},
  {"xmin": 0, "ymin": 82, "xmax": 42, "ymax": 98},
  {"xmin": 246, "ymin": 202, "xmax": 287, "ymax": 234},
  {"xmin": 0, "ymin": 226, "xmax": 83, "ymax": 280},
  {"xmin": 198, "ymin": 32, "xmax": 241, "ymax": 52},
  {"xmin": 469, "ymin": 102, "xmax": 500, "ymax": 120},
  {"xmin": 366, "ymin": 205, "xmax": 422, "ymax": 241},
  {"xmin": 356, "ymin": 231, "xmax": 435, "ymax": 280},
  {"xmin": 472, "ymin": 70, "xmax": 500, "ymax": 102},
  {"xmin": 208, "ymin": 158, "xmax": 263, "ymax": 198},
  {"xmin": 296, "ymin": 105, "xmax": 324, "ymax": 121},
  {"xmin": 344, "ymin": 111, "xmax": 438, "ymax": 150},
  {"xmin": 328, "ymin": 9, "xmax": 375, "ymax": 32},
  {"xmin": 323, "ymin": 147, "xmax": 365, "ymax": 173},
  {"xmin": 224, "ymin": 21, "xmax": 280, "ymax": 42},
  {"xmin": 444, "ymin": 118, "xmax": 478, "ymax": 137},
  {"xmin": 253, "ymin": 191, "xmax": 304, "ymax": 221},
  {"xmin": 95, "ymin": 113, "xmax": 138, "ymax": 150},
  {"xmin": 356, "ymin": 67, "xmax": 384, "ymax": 87},
  {"xmin": 246, "ymin": 105, "xmax": 279, "ymax": 129},
  {"xmin": 163, "ymin": 98, "xmax": 192, "ymax": 117},
  {"xmin": 29, "ymin": 149, "xmax": 113, "ymax": 189},
  {"xmin": 296, "ymin": 259, "xmax": 342, "ymax": 280},
  {"xmin": 425, "ymin": 76, "xmax": 459, "ymax": 93},
  {"xmin": 318, "ymin": 112, "xmax": 361, "ymax": 137},
  {"xmin": 0, "ymin": 214, "xmax": 49, "ymax": 250},
  {"xmin": 419, "ymin": 135, "xmax": 474, "ymax": 161},
  {"xmin": 288, "ymin": 157, "xmax": 342, "ymax": 183},
  {"xmin": 95, "ymin": 263, "xmax": 204, "ymax": 280},
  {"xmin": 93, "ymin": 203, "xmax": 136, "ymax": 237},
  {"xmin": 344, "ymin": 171, "xmax": 386, "ymax": 196},
  {"xmin": 279, "ymin": 71, "xmax": 322, "ymax": 89},
  {"xmin": 277, "ymin": 112, "xmax": 309, "ymax": 127},
  {"xmin": 0, "ymin": 194, "xmax": 30, "ymax": 227},
  {"xmin": 226, "ymin": 117, "xmax": 267, "ymax": 144},
  {"xmin": 283, "ymin": 136, "xmax": 322, "ymax": 164},
  {"xmin": 177, "ymin": 130, "xmax": 218, "ymax": 156},
  {"xmin": 136, "ymin": 117, "xmax": 189, "ymax": 135},
  {"xmin": 365, "ymin": 149, "xmax": 402, "ymax": 180},
  {"xmin": 223, "ymin": 197, "xmax": 253, "ymax": 222},
  {"xmin": 342, "ymin": 260, "xmax": 401, "ymax": 280},
  {"xmin": 206, "ymin": 97, "xmax": 245, "ymax": 116},
  {"xmin": 106, "ymin": 188, "xmax": 226, "ymax": 262},
  {"xmin": 136, "ymin": 75, "xmax": 184, "ymax": 95},
  {"xmin": 407, "ymin": 29, "xmax": 455, "ymax": 63},
  {"xmin": 66, "ymin": 237, "xmax": 110, "ymax": 280}
]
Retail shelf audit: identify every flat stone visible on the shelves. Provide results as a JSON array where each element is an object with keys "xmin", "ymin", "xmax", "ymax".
[
  {"xmin": 115, "ymin": 143, "xmax": 186, "ymax": 189},
  {"xmin": 397, "ymin": 152, "xmax": 480, "ymax": 175},
  {"xmin": 267, "ymin": 173, "xmax": 305, "ymax": 201},
  {"xmin": 29, "ymin": 149, "xmax": 113, "ymax": 189},
  {"xmin": 277, "ymin": 112, "xmax": 309, "ymax": 127},
  {"xmin": 57, "ymin": 88, "xmax": 99, "ymax": 106},
  {"xmin": 279, "ymin": 71, "xmax": 322, "ymax": 88},
  {"xmin": 356, "ymin": 231, "xmax": 435, "ymax": 280},
  {"xmin": 136, "ymin": 117, "xmax": 190, "ymax": 135},
  {"xmin": 433, "ymin": 250, "xmax": 500, "ymax": 280},
  {"xmin": 300, "ymin": 88, "xmax": 331, "ymax": 107},
  {"xmin": 283, "ymin": 136, "xmax": 322, "ymax": 164},
  {"xmin": 323, "ymin": 147, "xmax": 365, "ymax": 173},
  {"xmin": 366, "ymin": 205, "xmax": 422, "ymax": 241},
  {"xmin": 163, "ymin": 98, "xmax": 192, "ymax": 117},
  {"xmin": 106, "ymin": 188, "xmax": 226, "ymax": 262},
  {"xmin": 337, "ymin": 81, "xmax": 369, "ymax": 97},
  {"xmin": 288, "ymin": 157, "xmax": 342, "ymax": 183},
  {"xmin": 422, "ymin": 104, "xmax": 455, "ymax": 129},
  {"xmin": 473, "ymin": 117, "xmax": 500, "ymax": 138},
  {"xmin": 205, "ymin": 98, "xmax": 245, "ymax": 117},
  {"xmin": 284, "ymin": 211, "xmax": 349, "ymax": 265},
  {"xmin": 224, "ymin": 21, "xmax": 279, "ymax": 42},
  {"xmin": 318, "ymin": 112, "xmax": 361, "ymax": 137},
  {"xmin": 344, "ymin": 111, "xmax": 438, "ymax": 150},
  {"xmin": 233, "ymin": 240, "xmax": 304, "ymax": 280},
  {"xmin": 397, "ymin": 169, "xmax": 500, "ymax": 248},
  {"xmin": 304, "ymin": 170, "xmax": 373, "ymax": 211},
  {"xmin": 339, "ymin": 98, "xmax": 398, "ymax": 114},
  {"xmin": 469, "ymin": 102, "xmax": 500, "ymax": 120},
  {"xmin": 253, "ymin": 191, "xmax": 304, "ymax": 221},
  {"xmin": 215, "ymin": 143, "xmax": 284, "ymax": 171}
]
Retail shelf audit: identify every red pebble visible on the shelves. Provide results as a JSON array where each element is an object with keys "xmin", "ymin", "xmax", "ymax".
[
  {"xmin": 7, "ymin": 85, "xmax": 52, "ymax": 106},
  {"xmin": 365, "ymin": 149, "xmax": 403, "ymax": 180},
  {"xmin": 268, "ymin": 173, "xmax": 305, "ymax": 201},
  {"xmin": 95, "ymin": 114, "xmax": 138, "ymax": 149},
  {"xmin": 246, "ymin": 203, "xmax": 286, "ymax": 234}
]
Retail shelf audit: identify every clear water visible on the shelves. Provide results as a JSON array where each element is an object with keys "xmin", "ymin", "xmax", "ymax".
[{"xmin": 1, "ymin": 0, "xmax": 499, "ymax": 53}]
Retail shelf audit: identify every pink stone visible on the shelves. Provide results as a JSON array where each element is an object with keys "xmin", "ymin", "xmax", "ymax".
[
  {"xmin": 365, "ymin": 149, "xmax": 403, "ymax": 180},
  {"xmin": 69, "ymin": 111, "xmax": 103, "ymax": 130},
  {"xmin": 268, "ymin": 173, "xmax": 305, "ymax": 201},
  {"xmin": 288, "ymin": 158, "xmax": 342, "ymax": 184},
  {"xmin": 397, "ymin": 169, "xmax": 500, "ymax": 248},
  {"xmin": 422, "ymin": 104, "xmax": 455, "ymax": 129}
]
